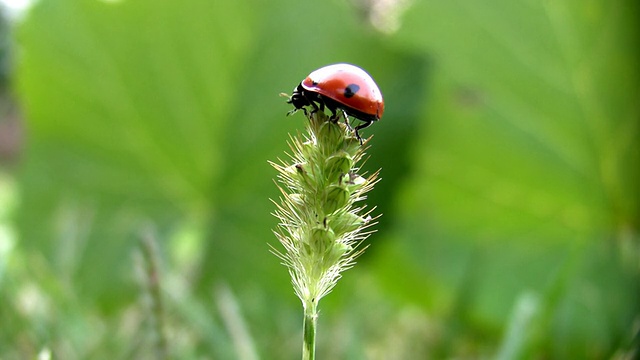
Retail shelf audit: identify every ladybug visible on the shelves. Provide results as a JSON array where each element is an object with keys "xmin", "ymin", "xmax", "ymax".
[{"xmin": 287, "ymin": 63, "xmax": 384, "ymax": 142}]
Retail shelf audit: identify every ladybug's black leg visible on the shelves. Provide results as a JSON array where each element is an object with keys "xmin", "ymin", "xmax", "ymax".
[
  {"xmin": 353, "ymin": 120, "xmax": 374, "ymax": 144},
  {"xmin": 340, "ymin": 109, "xmax": 353, "ymax": 131},
  {"xmin": 311, "ymin": 100, "xmax": 321, "ymax": 113},
  {"xmin": 287, "ymin": 105, "xmax": 310, "ymax": 118},
  {"xmin": 323, "ymin": 99, "xmax": 341, "ymax": 123},
  {"xmin": 306, "ymin": 96, "xmax": 320, "ymax": 115},
  {"xmin": 311, "ymin": 94, "xmax": 326, "ymax": 115},
  {"xmin": 329, "ymin": 109, "xmax": 340, "ymax": 123}
]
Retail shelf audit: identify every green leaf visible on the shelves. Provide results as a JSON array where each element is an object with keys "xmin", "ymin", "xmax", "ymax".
[
  {"xmin": 374, "ymin": 0, "xmax": 639, "ymax": 356},
  {"xmin": 15, "ymin": 0, "xmax": 257, "ymax": 306}
]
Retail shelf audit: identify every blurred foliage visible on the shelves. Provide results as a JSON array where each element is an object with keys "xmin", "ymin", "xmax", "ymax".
[
  {"xmin": 0, "ymin": 7, "xmax": 8, "ymax": 86},
  {"xmin": 0, "ymin": 0, "xmax": 638, "ymax": 358}
]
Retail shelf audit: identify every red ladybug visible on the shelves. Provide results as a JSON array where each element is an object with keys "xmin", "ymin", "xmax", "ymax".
[{"xmin": 287, "ymin": 63, "xmax": 384, "ymax": 142}]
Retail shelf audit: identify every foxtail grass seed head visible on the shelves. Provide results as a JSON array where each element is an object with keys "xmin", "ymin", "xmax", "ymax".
[{"xmin": 270, "ymin": 110, "xmax": 380, "ymax": 308}]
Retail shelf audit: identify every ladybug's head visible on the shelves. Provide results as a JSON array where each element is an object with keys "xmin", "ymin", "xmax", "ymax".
[{"xmin": 287, "ymin": 83, "xmax": 311, "ymax": 110}]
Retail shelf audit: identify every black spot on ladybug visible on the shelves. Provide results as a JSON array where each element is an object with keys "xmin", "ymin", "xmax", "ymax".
[{"xmin": 343, "ymin": 84, "xmax": 360, "ymax": 98}]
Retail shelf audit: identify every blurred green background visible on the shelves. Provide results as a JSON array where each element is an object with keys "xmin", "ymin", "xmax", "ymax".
[{"xmin": 0, "ymin": 0, "xmax": 638, "ymax": 358}]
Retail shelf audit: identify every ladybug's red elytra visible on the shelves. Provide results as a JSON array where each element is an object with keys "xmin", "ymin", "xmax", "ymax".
[{"xmin": 287, "ymin": 63, "xmax": 384, "ymax": 142}]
